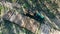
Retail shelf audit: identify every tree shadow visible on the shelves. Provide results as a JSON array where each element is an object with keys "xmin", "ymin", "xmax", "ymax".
[{"xmin": 23, "ymin": 13, "xmax": 45, "ymax": 24}]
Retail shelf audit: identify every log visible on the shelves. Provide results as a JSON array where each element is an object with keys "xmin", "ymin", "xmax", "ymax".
[{"xmin": 2, "ymin": 10, "xmax": 40, "ymax": 33}]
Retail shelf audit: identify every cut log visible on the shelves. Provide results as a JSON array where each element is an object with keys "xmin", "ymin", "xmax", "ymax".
[{"xmin": 2, "ymin": 10, "xmax": 40, "ymax": 33}]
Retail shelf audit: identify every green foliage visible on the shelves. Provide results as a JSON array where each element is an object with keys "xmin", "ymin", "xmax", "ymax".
[
  {"xmin": 12, "ymin": 0, "xmax": 16, "ymax": 3},
  {"xmin": 30, "ymin": 0, "xmax": 37, "ymax": 3},
  {"xmin": 0, "ymin": 5, "xmax": 2, "ymax": 11},
  {"xmin": 6, "ymin": 0, "xmax": 12, "ymax": 2},
  {"xmin": 48, "ymin": 11, "xmax": 55, "ymax": 18},
  {"xmin": 6, "ymin": 0, "xmax": 17, "ymax": 3},
  {"xmin": 23, "ymin": 2, "xmax": 30, "ymax": 9},
  {"xmin": 51, "ymin": 2, "xmax": 59, "ymax": 9},
  {"xmin": 46, "ymin": 0, "xmax": 51, "ymax": 2},
  {"xmin": 22, "ymin": 28, "xmax": 33, "ymax": 34},
  {"xmin": 0, "ymin": 5, "xmax": 3, "ymax": 15}
]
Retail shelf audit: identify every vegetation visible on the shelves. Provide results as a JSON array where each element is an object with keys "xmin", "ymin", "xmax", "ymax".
[{"xmin": 0, "ymin": 0, "xmax": 60, "ymax": 34}]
